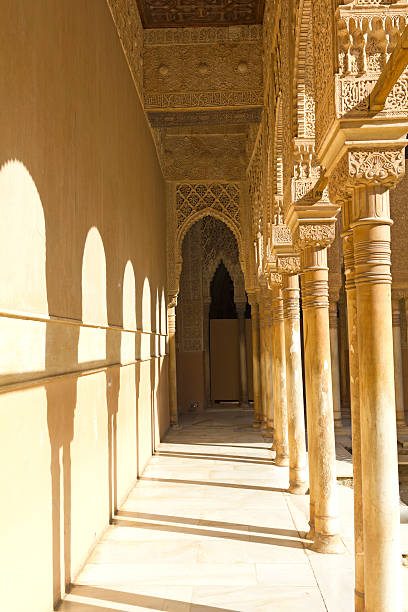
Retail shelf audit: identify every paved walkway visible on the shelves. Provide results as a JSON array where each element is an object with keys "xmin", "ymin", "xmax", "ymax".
[{"xmin": 60, "ymin": 409, "xmax": 407, "ymax": 612}]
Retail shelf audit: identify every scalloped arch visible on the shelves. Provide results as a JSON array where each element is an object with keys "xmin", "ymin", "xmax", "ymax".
[
  {"xmin": 175, "ymin": 208, "xmax": 244, "ymax": 295},
  {"xmin": 203, "ymin": 251, "xmax": 246, "ymax": 302}
]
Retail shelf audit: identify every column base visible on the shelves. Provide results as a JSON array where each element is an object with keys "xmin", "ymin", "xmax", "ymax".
[
  {"xmin": 305, "ymin": 525, "xmax": 315, "ymax": 541},
  {"xmin": 310, "ymin": 533, "xmax": 345, "ymax": 554},
  {"xmin": 170, "ymin": 422, "xmax": 182, "ymax": 430},
  {"xmin": 260, "ymin": 421, "xmax": 268, "ymax": 430},
  {"xmin": 354, "ymin": 589, "xmax": 365, "ymax": 612},
  {"xmin": 288, "ymin": 481, "xmax": 308, "ymax": 495},
  {"xmin": 252, "ymin": 421, "xmax": 262, "ymax": 429},
  {"xmin": 275, "ymin": 454, "xmax": 290, "ymax": 467}
]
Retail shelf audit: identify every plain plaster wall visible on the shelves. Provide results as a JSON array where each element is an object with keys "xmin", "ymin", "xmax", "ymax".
[{"xmin": 0, "ymin": 2, "xmax": 169, "ymax": 610}]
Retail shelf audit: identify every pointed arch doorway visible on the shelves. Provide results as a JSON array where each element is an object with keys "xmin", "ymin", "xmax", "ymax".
[{"xmin": 176, "ymin": 216, "xmax": 253, "ymax": 413}]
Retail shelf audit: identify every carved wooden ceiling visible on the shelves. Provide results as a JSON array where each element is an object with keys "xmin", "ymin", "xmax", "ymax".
[{"xmin": 136, "ymin": 0, "xmax": 265, "ymax": 28}]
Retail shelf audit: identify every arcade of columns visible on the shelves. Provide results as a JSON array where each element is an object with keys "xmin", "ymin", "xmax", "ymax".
[{"xmin": 110, "ymin": 0, "xmax": 408, "ymax": 610}]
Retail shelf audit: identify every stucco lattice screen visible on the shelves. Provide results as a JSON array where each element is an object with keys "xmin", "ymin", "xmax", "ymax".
[{"xmin": 176, "ymin": 183, "xmax": 241, "ymax": 236}]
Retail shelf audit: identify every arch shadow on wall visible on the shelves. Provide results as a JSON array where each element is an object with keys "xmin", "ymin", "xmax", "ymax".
[{"xmin": 0, "ymin": 158, "xmax": 165, "ymax": 609}]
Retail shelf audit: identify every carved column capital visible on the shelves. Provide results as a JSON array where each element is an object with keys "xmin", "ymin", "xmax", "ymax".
[
  {"xmin": 167, "ymin": 292, "xmax": 178, "ymax": 309},
  {"xmin": 267, "ymin": 272, "xmax": 283, "ymax": 288},
  {"xmin": 294, "ymin": 223, "xmax": 336, "ymax": 251},
  {"xmin": 277, "ymin": 255, "xmax": 301, "ymax": 276},
  {"xmin": 329, "ymin": 148, "xmax": 406, "ymax": 207}
]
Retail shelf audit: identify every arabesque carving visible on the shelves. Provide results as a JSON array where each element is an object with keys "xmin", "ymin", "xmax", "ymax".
[
  {"xmin": 107, "ymin": 0, "xmax": 144, "ymax": 99},
  {"xmin": 295, "ymin": 224, "xmax": 336, "ymax": 249},
  {"xmin": 137, "ymin": 0, "xmax": 265, "ymax": 28},
  {"xmin": 144, "ymin": 26, "xmax": 263, "ymax": 110},
  {"xmin": 176, "ymin": 183, "xmax": 241, "ymax": 236},
  {"xmin": 277, "ymin": 256, "xmax": 301, "ymax": 275}
]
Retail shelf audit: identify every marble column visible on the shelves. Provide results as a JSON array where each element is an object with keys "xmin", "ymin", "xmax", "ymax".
[
  {"xmin": 352, "ymin": 183, "xmax": 401, "ymax": 612},
  {"xmin": 271, "ymin": 286, "xmax": 289, "ymax": 466},
  {"xmin": 282, "ymin": 274, "xmax": 308, "ymax": 493},
  {"xmin": 301, "ymin": 243, "xmax": 343, "ymax": 554},
  {"xmin": 167, "ymin": 303, "xmax": 179, "ymax": 428},
  {"xmin": 263, "ymin": 295, "xmax": 274, "ymax": 435},
  {"xmin": 338, "ymin": 291, "xmax": 351, "ymax": 418},
  {"xmin": 258, "ymin": 300, "xmax": 268, "ymax": 429},
  {"xmin": 249, "ymin": 299, "xmax": 262, "ymax": 428},
  {"xmin": 392, "ymin": 294, "xmax": 408, "ymax": 432},
  {"xmin": 329, "ymin": 291, "xmax": 346, "ymax": 433},
  {"xmin": 343, "ymin": 224, "xmax": 365, "ymax": 611},
  {"xmin": 236, "ymin": 302, "xmax": 249, "ymax": 408},
  {"xmin": 202, "ymin": 300, "xmax": 212, "ymax": 410}
]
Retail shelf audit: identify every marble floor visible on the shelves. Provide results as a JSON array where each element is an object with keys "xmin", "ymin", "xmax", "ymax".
[{"xmin": 59, "ymin": 409, "xmax": 408, "ymax": 612}]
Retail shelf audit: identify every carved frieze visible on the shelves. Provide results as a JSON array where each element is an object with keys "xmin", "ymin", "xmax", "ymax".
[
  {"xmin": 144, "ymin": 31, "xmax": 263, "ymax": 110},
  {"xmin": 145, "ymin": 90, "xmax": 264, "ymax": 110},
  {"xmin": 144, "ymin": 25, "xmax": 262, "ymax": 45},
  {"xmin": 147, "ymin": 108, "xmax": 262, "ymax": 128},
  {"xmin": 137, "ymin": 0, "xmax": 265, "ymax": 28}
]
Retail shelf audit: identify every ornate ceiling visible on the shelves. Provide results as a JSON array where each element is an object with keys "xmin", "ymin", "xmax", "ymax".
[
  {"xmin": 109, "ymin": 0, "xmax": 264, "ymax": 180},
  {"xmin": 136, "ymin": 0, "xmax": 265, "ymax": 28}
]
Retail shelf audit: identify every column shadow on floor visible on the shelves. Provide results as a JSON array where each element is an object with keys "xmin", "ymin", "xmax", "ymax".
[
  {"xmin": 140, "ymin": 476, "xmax": 286, "ymax": 493},
  {"xmin": 60, "ymin": 585, "xmax": 235, "ymax": 612},
  {"xmin": 111, "ymin": 517, "xmax": 305, "ymax": 548},
  {"xmin": 167, "ymin": 442, "xmax": 271, "ymax": 451},
  {"xmin": 155, "ymin": 450, "xmax": 275, "ymax": 464},
  {"xmin": 115, "ymin": 510, "xmax": 302, "ymax": 538}
]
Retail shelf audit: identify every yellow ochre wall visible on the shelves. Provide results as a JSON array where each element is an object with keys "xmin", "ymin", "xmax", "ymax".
[{"xmin": 0, "ymin": 2, "xmax": 169, "ymax": 610}]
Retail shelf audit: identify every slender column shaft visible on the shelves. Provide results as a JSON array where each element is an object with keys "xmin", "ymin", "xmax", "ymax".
[
  {"xmin": 282, "ymin": 275, "xmax": 308, "ymax": 493},
  {"xmin": 237, "ymin": 302, "xmax": 249, "ymax": 407},
  {"xmin": 352, "ymin": 184, "xmax": 401, "ymax": 612},
  {"xmin": 263, "ymin": 299, "xmax": 274, "ymax": 433},
  {"xmin": 168, "ymin": 306, "xmax": 179, "ymax": 428},
  {"xmin": 258, "ymin": 302, "xmax": 268, "ymax": 428},
  {"xmin": 338, "ymin": 294, "xmax": 350, "ymax": 416},
  {"xmin": 250, "ymin": 301, "xmax": 262, "ymax": 428},
  {"xmin": 202, "ymin": 301, "xmax": 211, "ymax": 410},
  {"xmin": 392, "ymin": 297, "xmax": 407, "ymax": 430},
  {"xmin": 272, "ymin": 288, "xmax": 289, "ymax": 465},
  {"xmin": 329, "ymin": 297, "xmax": 345, "ymax": 431},
  {"xmin": 301, "ymin": 245, "xmax": 343, "ymax": 553},
  {"xmin": 343, "ymin": 229, "xmax": 365, "ymax": 611},
  {"xmin": 301, "ymin": 269, "xmax": 316, "ymax": 538}
]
